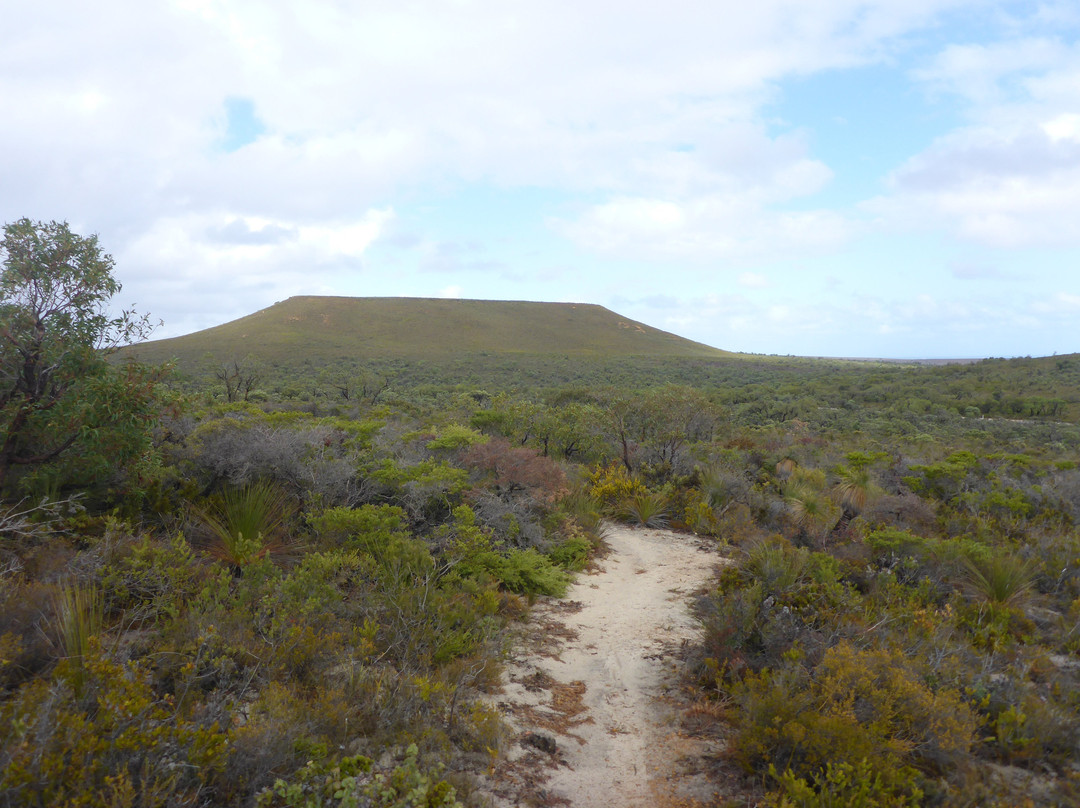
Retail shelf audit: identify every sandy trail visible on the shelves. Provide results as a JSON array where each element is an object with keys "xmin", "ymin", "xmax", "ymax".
[{"xmin": 481, "ymin": 524, "xmax": 725, "ymax": 807}]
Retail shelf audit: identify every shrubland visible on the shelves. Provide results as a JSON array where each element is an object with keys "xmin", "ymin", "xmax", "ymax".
[{"xmin": 4, "ymin": 221, "xmax": 1080, "ymax": 806}]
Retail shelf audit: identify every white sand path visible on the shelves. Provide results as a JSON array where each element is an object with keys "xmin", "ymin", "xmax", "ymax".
[{"xmin": 481, "ymin": 524, "xmax": 726, "ymax": 807}]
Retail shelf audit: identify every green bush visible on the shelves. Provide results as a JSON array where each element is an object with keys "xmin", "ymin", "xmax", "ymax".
[
  {"xmin": 101, "ymin": 532, "xmax": 202, "ymax": 624},
  {"xmin": 309, "ymin": 504, "xmax": 413, "ymax": 554},
  {"xmin": 766, "ymin": 758, "xmax": 923, "ymax": 808},
  {"xmin": 426, "ymin": 424, "xmax": 488, "ymax": 452},
  {"xmin": 455, "ymin": 548, "xmax": 569, "ymax": 597},
  {"xmin": 558, "ymin": 488, "xmax": 608, "ymax": 543},
  {"xmin": 0, "ymin": 649, "xmax": 229, "ymax": 807},
  {"xmin": 959, "ymin": 553, "xmax": 1036, "ymax": 608},
  {"xmin": 733, "ymin": 643, "xmax": 977, "ymax": 802},
  {"xmin": 548, "ymin": 534, "xmax": 592, "ymax": 571},
  {"xmin": 257, "ymin": 743, "xmax": 462, "ymax": 807}
]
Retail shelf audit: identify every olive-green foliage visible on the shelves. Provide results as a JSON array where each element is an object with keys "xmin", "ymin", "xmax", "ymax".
[
  {"xmin": 371, "ymin": 459, "xmax": 470, "ymax": 523},
  {"xmin": 440, "ymin": 505, "xmax": 570, "ymax": 596},
  {"xmin": 101, "ymin": 532, "xmax": 203, "ymax": 624},
  {"xmin": 547, "ymin": 534, "xmax": 593, "ymax": 571},
  {"xmin": 733, "ymin": 643, "xmax": 976, "ymax": 801},
  {"xmin": 742, "ymin": 538, "xmax": 810, "ymax": 598},
  {"xmin": 697, "ymin": 538, "xmax": 854, "ymax": 684},
  {"xmin": 309, "ymin": 504, "xmax": 414, "ymax": 555},
  {"xmin": 959, "ymin": 552, "xmax": 1037, "ymax": 607},
  {"xmin": 142, "ymin": 527, "xmax": 501, "ymax": 798},
  {"xmin": 558, "ymin": 488, "xmax": 608, "ymax": 544},
  {"xmin": 123, "ymin": 296, "xmax": 726, "ymax": 375},
  {"xmin": 694, "ymin": 428, "xmax": 1080, "ymax": 804},
  {"xmin": 456, "ymin": 548, "xmax": 569, "ymax": 597},
  {"xmin": 426, "ymin": 424, "xmax": 488, "ymax": 452},
  {"xmin": 50, "ymin": 581, "xmax": 103, "ymax": 662},
  {"xmin": 11, "ymin": 312, "xmax": 1080, "ymax": 808},
  {"xmin": 0, "ymin": 649, "xmax": 229, "ymax": 807},
  {"xmin": 766, "ymin": 758, "xmax": 922, "ymax": 808},
  {"xmin": 257, "ymin": 743, "xmax": 462, "ymax": 808},
  {"xmin": 866, "ymin": 528, "xmax": 993, "ymax": 587}
]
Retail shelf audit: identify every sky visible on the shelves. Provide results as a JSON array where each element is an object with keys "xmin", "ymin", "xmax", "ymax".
[{"xmin": 2, "ymin": 1, "xmax": 1079, "ymax": 359}]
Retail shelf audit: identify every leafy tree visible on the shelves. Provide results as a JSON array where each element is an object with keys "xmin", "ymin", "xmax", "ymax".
[
  {"xmin": 602, "ymin": 384, "xmax": 721, "ymax": 472},
  {"xmin": 0, "ymin": 219, "xmax": 162, "ymax": 495}
]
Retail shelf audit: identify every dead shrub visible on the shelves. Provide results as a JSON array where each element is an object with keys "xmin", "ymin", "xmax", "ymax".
[
  {"xmin": 864, "ymin": 493, "xmax": 939, "ymax": 535},
  {"xmin": 461, "ymin": 439, "xmax": 567, "ymax": 504}
]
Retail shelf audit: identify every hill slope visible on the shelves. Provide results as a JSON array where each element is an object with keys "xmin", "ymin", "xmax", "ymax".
[{"xmin": 123, "ymin": 296, "xmax": 727, "ymax": 369}]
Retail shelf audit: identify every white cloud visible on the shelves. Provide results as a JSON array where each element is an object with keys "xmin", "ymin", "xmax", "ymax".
[
  {"xmin": 116, "ymin": 209, "xmax": 392, "ymax": 336},
  {"xmin": 560, "ymin": 193, "xmax": 851, "ymax": 261},
  {"xmin": 1043, "ymin": 113, "xmax": 1080, "ymax": 142},
  {"xmin": 2, "ymin": 1, "xmax": 970, "ymax": 228},
  {"xmin": 867, "ymin": 121, "xmax": 1080, "ymax": 247},
  {"xmin": 865, "ymin": 29, "xmax": 1080, "ymax": 250},
  {"xmin": 913, "ymin": 37, "xmax": 1068, "ymax": 105},
  {"xmin": 1032, "ymin": 291, "xmax": 1080, "ymax": 314},
  {"xmin": 299, "ymin": 211, "xmax": 394, "ymax": 258},
  {"xmin": 623, "ymin": 285, "xmax": 1076, "ymax": 358},
  {"xmin": 950, "ymin": 263, "xmax": 1011, "ymax": 280}
]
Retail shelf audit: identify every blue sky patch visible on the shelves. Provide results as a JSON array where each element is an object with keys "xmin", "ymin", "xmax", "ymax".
[{"xmin": 220, "ymin": 97, "xmax": 266, "ymax": 152}]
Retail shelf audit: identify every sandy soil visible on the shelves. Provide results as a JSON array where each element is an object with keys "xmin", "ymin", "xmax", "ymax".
[{"xmin": 478, "ymin": 524, "xmax": 728, "ymax": 807}]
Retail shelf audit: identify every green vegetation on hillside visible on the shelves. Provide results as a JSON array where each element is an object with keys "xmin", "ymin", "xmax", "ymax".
[{"xmin": 123, "ymin": 295, "xmax": 726, "ymax": 369}]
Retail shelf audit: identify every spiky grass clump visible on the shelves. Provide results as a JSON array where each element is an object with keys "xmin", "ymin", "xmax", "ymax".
[
  {"xmin": 192, "ymin": 480, "xmax": 296, "ymax": 569},
  {"xmin": 617, "ymin": 491, "xmax": 670, "ymax": 529},
  {"xmin": 699, "ymin": 466, "xmax": 738, "ymax": 514},
  {"xmin": 961, "ymin": 553, "xmax": 1037, "ymax": 607},
  {"xmin": 51, "ymin": 582, "xmax": 104, "ymax": 687},
  {"xmin": 831, "ymin": 465, "xmax": 876, "ymax": 515},
  {"xmin": 742, "ymin": 538, "xmax": 809, "ymax": 597},
  {"xmin": 560, "ymin": 488, "xmax": 610, "ymax": 542},
  {"xmin": 784, "ymin": 484, "xmax": 833, "ymax": 534}
]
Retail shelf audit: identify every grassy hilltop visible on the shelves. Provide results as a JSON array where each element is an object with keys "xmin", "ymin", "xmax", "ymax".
[{"xmin": 124, "ymin": 295, "xmax": 727, "ymax": 369}]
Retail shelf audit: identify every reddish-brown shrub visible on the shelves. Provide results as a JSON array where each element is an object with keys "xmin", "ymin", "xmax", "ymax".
[{"xmin": 460, "ymin": 438, "xmax": 567, "ymax": 503}]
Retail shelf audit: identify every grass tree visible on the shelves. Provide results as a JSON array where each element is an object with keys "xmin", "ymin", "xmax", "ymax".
[
  {"xmin": 191, "ymin": 479, "xmax": 296, "ymax": 571},
  {"xmin": 960, "ymin": 552, "xmax": 1037, "ymax": 609},
  {"xmin": 617, "ymin": 490, "xmax": 671, "ymax": 529},
  {"xmin": 830, "ymin": 464, "xmax": 880, "ymax": 535},
  {"xmin": 51, "ymin": 581, "xmax": 104, "ymax": 694},
  {"xmin": 784, "ymin": 467, "xmax": 834, "ymax": 544}
]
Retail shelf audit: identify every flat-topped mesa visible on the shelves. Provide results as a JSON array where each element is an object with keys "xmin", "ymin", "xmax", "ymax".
[{"xmin": 121, "ymin": 295, "xmax": 728, "ymax": 368}]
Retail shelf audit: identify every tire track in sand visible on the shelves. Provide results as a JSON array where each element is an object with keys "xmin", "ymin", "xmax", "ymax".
[{"xmin": 481, "ymin": 525, "xmax": 726, "ymax": 807}]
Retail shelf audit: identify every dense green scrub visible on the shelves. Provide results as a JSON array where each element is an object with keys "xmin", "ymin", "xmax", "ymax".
[
  {"xmin": 0, "ymin": 402, "xmax": 596, "ymax": 807},
  {"xmin": 688, "ymin": 444, "xmax": 1080, "ymax": 805},
  {"xmin": 2, "ymin": 347, "xmax": 1079, "ymax": 806}
]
